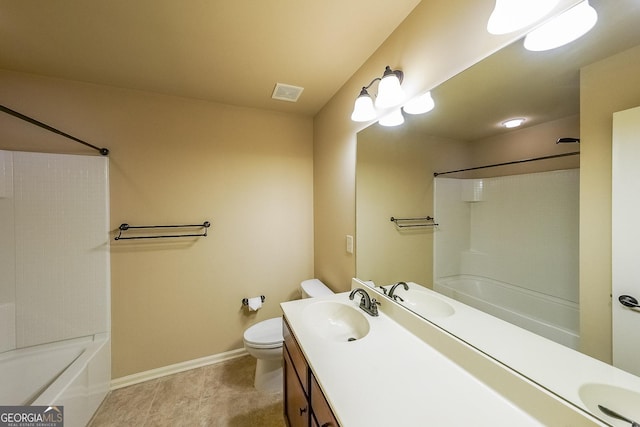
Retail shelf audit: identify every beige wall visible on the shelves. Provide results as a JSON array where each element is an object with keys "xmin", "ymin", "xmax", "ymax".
[
  {"xmin": 580, "ymin": 44, "xmax": 640, "ymax": 362},
  {"xmin": 0, "ymin": 69, "xmax": 314, "ymax": 378},
  {"xmin": 313, "ymin": 0, "xmax": 582, "ymax": 293},
  {"xmin": 356, "ymin": 126, "xmax": 469, "ymax": 286}
]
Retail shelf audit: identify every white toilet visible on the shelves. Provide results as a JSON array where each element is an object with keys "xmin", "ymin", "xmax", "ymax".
[{"xmin": 243, "ymin": 279, "xmax": 333, "ymax": 391}]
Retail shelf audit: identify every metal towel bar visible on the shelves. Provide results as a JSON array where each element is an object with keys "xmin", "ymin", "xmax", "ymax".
[
  {"xmin": 114, "ymin": 221, "xmax": 211, "ymax": 240},
  {"xmin": 390, "ymin": 216, "xmax": 438, "ymax": 228}
]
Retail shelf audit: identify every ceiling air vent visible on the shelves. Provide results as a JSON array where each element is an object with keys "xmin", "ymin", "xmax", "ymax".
[{"xmin": 272, "ymin": 83, "xmax": 304, "ymax": 102}]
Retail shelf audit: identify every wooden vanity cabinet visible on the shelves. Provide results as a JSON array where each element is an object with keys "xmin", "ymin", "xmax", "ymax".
[
  {"xmin": 310, "ymin": 375, "xmax": 339, "ymax": 427},
  {"xmin": 284, "ymin": 346, "xmax": 309, "ymax": 427},
  {"xmin": 284, "ymin": 316, "xmax": 310, "ymax": 427},
  {"xmin": 283, "ymin": 317, "xmax": 340, "ymax": 427}
]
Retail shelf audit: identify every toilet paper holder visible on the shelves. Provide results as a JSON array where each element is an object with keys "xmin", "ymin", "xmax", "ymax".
[{"xmin": 242, "ymin": 295, "xmax": 266, "ymax": 306}]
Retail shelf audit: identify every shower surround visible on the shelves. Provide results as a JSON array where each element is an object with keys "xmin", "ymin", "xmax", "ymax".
[
  {"xmin": 0, "ymin": 150, "xmax": 110, "ymax": 426},
  {"xmin": 434, "ymin": 169, "xmax": 579, "ymax": 347}
]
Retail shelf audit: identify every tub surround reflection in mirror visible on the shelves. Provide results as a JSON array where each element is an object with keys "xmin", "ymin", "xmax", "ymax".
[{"xmin": 434, "ymin": 170, "xmax": 579, "ymax": 349}]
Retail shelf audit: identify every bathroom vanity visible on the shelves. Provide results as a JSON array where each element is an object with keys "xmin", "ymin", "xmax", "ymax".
[
  {"xmin": 283, "ymin": 317, "xmax": 339, "ymax": 427},
  {"xmin": 281, "ymin": 285, "xmax": 612, "ymax": 426}
]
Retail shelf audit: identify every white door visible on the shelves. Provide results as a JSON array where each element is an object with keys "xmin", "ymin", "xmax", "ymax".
[{"xmin": 612, "ymin": 105, "xmax": 640, "ymax": 376}]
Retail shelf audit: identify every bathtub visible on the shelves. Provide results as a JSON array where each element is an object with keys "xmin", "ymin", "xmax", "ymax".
[
  {"xmin": 434, "ymin": 275, "xmax": 579, "ymax": 349},
  {"xmin": 0, "ymin": 333, "xmax": 110, "ymax": 427}
]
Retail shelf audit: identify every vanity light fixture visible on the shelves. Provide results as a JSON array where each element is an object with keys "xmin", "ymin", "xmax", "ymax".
[
  {"xmin": 378, "ymin": 109, "xmax": 405, "ymax": 127},
  {"xmin": 403, "ymin": 91, "xmax": 435, "ymax": 115},
  {"xmin": 350, "ymin": 66, "xmax": 405, "ymax": 122},
  {"xmin": 502, "ymin": 118, "xmax": 526, "ymax": 128},
  {"xmin": 487, "ymin": 0, "xmax": 559, "ymax": 35},
  {"xmin": 524, "ymin": 0, "xmax": 598, "ymax": 51}
]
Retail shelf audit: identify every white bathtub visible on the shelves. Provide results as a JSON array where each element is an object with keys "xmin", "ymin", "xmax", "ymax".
[
  {"xmin": 434, "ymin": 275, "xmax": 579, "ymax": 349},
  {"xmin": 0, "ymin": 333, "xmax": 110, "ymax": 427}
]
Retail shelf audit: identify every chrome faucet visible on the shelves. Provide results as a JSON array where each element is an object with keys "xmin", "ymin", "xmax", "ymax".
[
  {"xmin": 349, "ymin": 288, "xmax": 380, "ymax": 316},
  {"xmin": 387, "ymin": 281, "xmax": 409, "ymax": 302}
]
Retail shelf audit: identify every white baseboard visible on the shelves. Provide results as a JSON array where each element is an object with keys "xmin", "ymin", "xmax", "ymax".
[{"xmin": 110, "ymin": 348, "xmax": 248, "ymax": 390}]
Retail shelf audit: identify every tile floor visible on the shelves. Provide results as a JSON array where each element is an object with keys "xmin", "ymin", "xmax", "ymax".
[{"xmin": 88, "ymin": 355, "xmax": 285, "ymax": 427}]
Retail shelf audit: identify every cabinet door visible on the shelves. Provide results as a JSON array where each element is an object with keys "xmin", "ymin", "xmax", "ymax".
[
  {"xmin": 284, "ymin": 346, "xmax": 309, "ymax": 427},
  {"xmin": 284, "ymin": 318, "xmax": 309, "ymax": 394},
  {"xmin": 311, "ymin": 374, "xmax": 340, "ymax": 427}
]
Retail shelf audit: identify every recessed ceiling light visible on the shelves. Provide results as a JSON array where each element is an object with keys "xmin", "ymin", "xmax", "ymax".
[{"xmin": 502, "ymin": 118, "xmax": 526, "ymax": 128}]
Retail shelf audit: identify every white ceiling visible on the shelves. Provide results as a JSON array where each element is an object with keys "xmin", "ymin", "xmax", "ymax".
[{"xmin": 0, "ymin": 0, "xmax": 421, "ymax": 116}]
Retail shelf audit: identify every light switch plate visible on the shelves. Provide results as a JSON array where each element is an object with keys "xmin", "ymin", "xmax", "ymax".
[{"xmin": 346, "ymin": 235, "xmax": 354, "ymax": 254}]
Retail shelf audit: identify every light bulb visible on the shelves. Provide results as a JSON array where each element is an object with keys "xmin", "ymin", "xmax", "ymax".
[
  {"xmin": 524, "ymin": 0, "xmax": 597, "ymax": 51},
  {"xmin": 350, "ymin": 90, "xmax": 377, "ymax": 122},
  {"xmin": 403, "ymin": 91, "xmax": 435, "ymax": 115},
  {"xmin": 375, "ymin": 68, "xmax": 405, "ymax": 109},
  {"xmin": 487, "ymin": 0, "xmax": 559, "ymax": 34},
  {"xmin": 378, "ymin": 109, "xmax": 404, "ymax": 127}
]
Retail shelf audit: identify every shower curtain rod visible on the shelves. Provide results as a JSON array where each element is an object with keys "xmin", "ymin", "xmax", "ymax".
[
  {"xmin": 0, "ymin": 104, "xmax": 109, "ymax": 156},
  {"xmin": 433, "ymin": 151, "xmax": 579, "ymax": 177}
]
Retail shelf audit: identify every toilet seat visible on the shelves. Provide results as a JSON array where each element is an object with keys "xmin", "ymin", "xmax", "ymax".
[{"xmin": 243, "ymin": 317, "xmax": 283, "ymax": 349}]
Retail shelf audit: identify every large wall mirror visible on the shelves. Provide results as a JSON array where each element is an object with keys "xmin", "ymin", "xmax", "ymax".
[{"xmin": 356, "ymin": 0, "xmax": 640, "ymax": 422}]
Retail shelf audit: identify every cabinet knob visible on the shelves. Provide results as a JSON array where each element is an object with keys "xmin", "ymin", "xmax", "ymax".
[
  {"xmin": 299, "ymin": 407, "xmax": 307, "ymax": 416},
  {"xmin": 321, "ymin": 423, "xmax": 334, "ymax": 427}
]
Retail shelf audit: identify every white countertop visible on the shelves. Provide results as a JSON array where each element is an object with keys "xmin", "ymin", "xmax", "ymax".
[
  {"xmin": 385, "ymin": 281, "xmax": 640, "ymax": 427},
  {"xmin": 281, "ymin": 292, "xmax": 554, "ymax": 427}
]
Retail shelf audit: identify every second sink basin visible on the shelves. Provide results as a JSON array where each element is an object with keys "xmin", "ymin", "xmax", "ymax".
[
  {"xmin": 578, "ymin": 383, "xmax": 640, "ymax": 426},
  {"xmin": 303, "ymin": 301, "xmax": 370, "ymax": 342},
  {"xmin": 400, "ymin": 291, "xmax": 455, "ymax": 318}
]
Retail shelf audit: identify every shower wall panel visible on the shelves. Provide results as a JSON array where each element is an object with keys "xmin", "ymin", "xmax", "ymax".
[
  {"xmin": 435, "ymin": 169, "xmax": 579, "ymax": 303},
  {"xmin": 12, "ymin": 152, "xmax": 109, "ymax": 348},
  {"xmin": 0, "ymin": 151, "xmax": 16, "ymax": 352},
  {"xmin": 433, "ymin": 178, "xmax": 470, "ymax": 279}
]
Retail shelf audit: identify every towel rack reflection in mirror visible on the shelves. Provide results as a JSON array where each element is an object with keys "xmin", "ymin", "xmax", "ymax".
[
  {"xmin": 114, "ymin": 221, "xmax": 211, "ymax": 240},
  {"xmin": 390, "ymin": 216, "xmax": 438, "ymax": 228}
]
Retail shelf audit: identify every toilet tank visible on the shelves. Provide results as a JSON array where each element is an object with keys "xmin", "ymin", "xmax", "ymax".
[{"xmin": 300, "ymin": 279, "xmax": 333, "ymax": 299}]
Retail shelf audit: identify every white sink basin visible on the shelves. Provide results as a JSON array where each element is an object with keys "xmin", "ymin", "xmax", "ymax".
[
  {"xmin": 303, "ymin": 301, "xmax": 370, "ymax": 342},
  {"xmin": 400, "ymin": 291, "xmax": 455, "ymax": 318},
  {"xmin": 578, "ymin": 383, "xmax": 640, "ymax": 426}
]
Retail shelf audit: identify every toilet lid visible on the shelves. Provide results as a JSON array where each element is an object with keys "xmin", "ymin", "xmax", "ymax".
[
  {"xmin": 243, "ymin": 317, "xmax": 283, "ymax": 347},
  {"xmin": 301, "ymin": 279, "xmax": 333, "ymax": 298}
]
